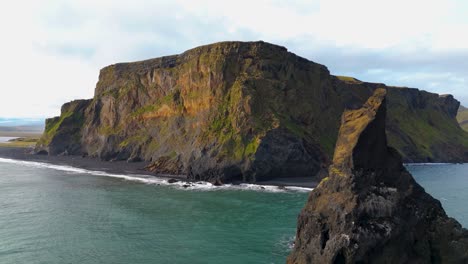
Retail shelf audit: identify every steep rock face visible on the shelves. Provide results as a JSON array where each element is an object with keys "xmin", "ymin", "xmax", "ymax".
[
  {"xmin": 35, "ymin": 41, "xmax": 468, "ymax": 182},
  {"xmin": 39, "ymin": 42, "xmax": 338, "ymax": 182},
  {"xmin": 458, "ymin": 105, "xmax": 468, "ymax": 132},
  {"xmin": 288, "ymin": 89, "xmax": 468, "ymax": 264}
]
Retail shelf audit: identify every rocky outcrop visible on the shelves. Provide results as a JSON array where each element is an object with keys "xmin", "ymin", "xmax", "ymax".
[
  {"xmin": 288, "ymin": 89, "xmax": 468, "ymax": 263},
  {"xmin": 36, "ymin": 99, "xmax": 91, "ymax": 155},
  {"xmin": 35, "ymin": 41, "xmax": 468, "ymax": 182}
]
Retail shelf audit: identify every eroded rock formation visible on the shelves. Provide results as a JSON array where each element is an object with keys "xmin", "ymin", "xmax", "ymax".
[{"xmin": 288, "ymin": 89, "xmax": 468, "ymax": 263}]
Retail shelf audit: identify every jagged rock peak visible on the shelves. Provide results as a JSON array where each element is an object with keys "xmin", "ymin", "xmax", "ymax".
[
  {"xmin": 288, "ymin": 89, "xmax": 468, "ymax": 264},
  {"xmin": 331, "ymin": 88, "xmax": 387, "ymax": 174}
]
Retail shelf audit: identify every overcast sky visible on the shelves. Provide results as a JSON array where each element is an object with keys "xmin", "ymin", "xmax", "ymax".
[{"xmin": 1, "ymin": 0, "xmax": 467, "ymax": 118}]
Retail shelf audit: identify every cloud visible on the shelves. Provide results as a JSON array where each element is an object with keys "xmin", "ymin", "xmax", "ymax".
[
  {"xmin": 283, "ymin": 40, "xmax": 468, "ymax": 103},
  {"xmin": 0, "ymin": 0, "xmax": 467, "ymax": 118}
]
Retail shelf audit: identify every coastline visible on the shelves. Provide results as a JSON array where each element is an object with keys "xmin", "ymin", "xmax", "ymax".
[{"xmin": 0, "ymin": 146, "xmax": 318, "ymax": 189}]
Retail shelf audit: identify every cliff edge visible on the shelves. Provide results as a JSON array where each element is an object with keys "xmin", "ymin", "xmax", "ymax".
[{"xmin": 287, "ymin": 89, "xmax": 468, "ymax": 263}]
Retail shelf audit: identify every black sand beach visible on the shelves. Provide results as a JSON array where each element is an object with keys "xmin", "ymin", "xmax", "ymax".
[
  {"xmin": 0, "ymin": 146, "xmax": 152, "ymax": 175},
  {"xmin": 0, "ymin": 147, "xmax": 318, "ymax": 188}
]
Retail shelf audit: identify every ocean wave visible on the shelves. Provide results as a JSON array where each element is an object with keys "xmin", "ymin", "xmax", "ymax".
[
  {"xmin": 404, "ymin": 163, "xmax": 455, "ymax": 166},
  {"xmin": 275, "ymin": 235, "xmax": 296, "ymax": 254},
  {"xmin": 0, "ymin": 158, "xmax": 313, "ymax": 193}
]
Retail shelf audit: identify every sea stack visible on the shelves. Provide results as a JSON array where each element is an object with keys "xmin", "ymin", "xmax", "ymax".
[{"xmin": 288, "ymin": 88, "xmax": 468, "ymax": 263}]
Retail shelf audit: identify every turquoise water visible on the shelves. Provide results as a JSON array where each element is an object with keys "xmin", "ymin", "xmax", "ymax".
[
  {"xmin": 407, "ymin": 164, "xmax": 468, "ymax": 227},
  {"xmin": 0, "ymin": 159, "xmax": 307, "ymax": 264},
  {"xmin": 0, "ymin": 160, "xmax": 466, "ymax": 264}
]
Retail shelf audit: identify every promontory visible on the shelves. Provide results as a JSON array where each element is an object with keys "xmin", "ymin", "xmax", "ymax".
[{"xmin": 35, "ymin": 41, "xmax": 468, "ymax": 183}]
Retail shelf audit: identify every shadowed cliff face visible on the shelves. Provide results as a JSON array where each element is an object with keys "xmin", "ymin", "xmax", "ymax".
[
  {"xmin": 35, "ymin": 41, "xmax": 468, "ymax": 182},
  {"xmin": 288, "ymin": 89, "xmax": 468, "ymax": 264},
  {"xmin": 36, "ymin": 100, "xmax": 91, "ymax": 155}
]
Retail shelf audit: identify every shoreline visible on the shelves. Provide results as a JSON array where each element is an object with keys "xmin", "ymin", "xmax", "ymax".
[{"xmin": 0, "ymin": 146, "xmax": 318, "ymax": 189}]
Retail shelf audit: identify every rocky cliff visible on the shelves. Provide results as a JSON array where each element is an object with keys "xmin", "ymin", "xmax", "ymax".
[
  {"xmin": 458, "ymin": 105, "xmax": 468, "ymax": 132},
  {"xmin": 36, "ymin": 41, "xmax": 468, "ymax": 182},
  {"xmin": 287, "ymin": 89, "xmax": 468, "ymax": 263}
]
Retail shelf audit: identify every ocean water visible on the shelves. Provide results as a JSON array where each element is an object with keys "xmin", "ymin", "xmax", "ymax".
[
  {"xmin": 0, "ymin": 158, "xmax": 308, "ymax": 264},
  {"xmin": 407, "ymin": 163, "xmax": 468, "ymax": 227},
  {"xmin": 0, "ymin": 159, "xmax": 466, "ymax": 264}
]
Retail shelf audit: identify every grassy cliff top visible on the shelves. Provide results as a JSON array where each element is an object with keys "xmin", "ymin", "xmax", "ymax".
[
  {"xmin": 335, "ymin": 75, "xmax": 363, "ymax": 84},
  {"xmin": 96, "ymin": 40, "xmax": 459, "ymax": 106},
  {"xmin": 99, "ymin": 41, "xmax": 317, "ymax": 75}
]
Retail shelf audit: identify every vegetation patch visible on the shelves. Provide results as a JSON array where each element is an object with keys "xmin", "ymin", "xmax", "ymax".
[
  {"xmin": 131, "ymin": 91, "xmax": 180, "ymax": 118},
  {"xmin": 457, "ymin": 106, "xmax": 468, "ymax": 132},
  {"xmin": 37, "ymin": 111, "xmax": 73, "ymax": 146},
  {"xmin": 204, "ymin": 78, "xmax": 264, "ymax": 160},
  {"xmin": 387, "ymin": 95, "xmax": 468, "ymax": 160},
  {"xmin": 119, "ymin": 134, "xmax": 148, "ymax": 148},
  {"xmin": 336, "ymin": 75, "xmax": 363, "ymax": 84},
  {"xmin": 317, "ymin": 176, "xmax": 329, "ymax": 187},
  {"xmin": 0, "ymin": 137, "xmax": 39, "ymax": 148},
  {"xmin": 99, "ymin": 124, "xmax": 122, "ymax": 136}
]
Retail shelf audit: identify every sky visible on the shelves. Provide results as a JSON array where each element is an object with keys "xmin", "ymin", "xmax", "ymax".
[{"xmin": 1, "ymin": 0, "xmax": 468, "ymax": 118}]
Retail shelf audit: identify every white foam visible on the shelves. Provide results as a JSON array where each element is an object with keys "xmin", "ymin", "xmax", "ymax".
[
  {"xmin": 0, "ymin": 158, "xmax": 313, "ymax": 193},
  {"xmin": 275, "ymin": 235, "xmax": 296, "ymax": 251},
  {"xmin": 404, "ymin": 163, "xmax": 453, "ymax": 166}
]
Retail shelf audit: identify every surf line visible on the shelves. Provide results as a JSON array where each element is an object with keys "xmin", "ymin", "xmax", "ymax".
[{"xmin": 0, "ymin": 158, "xmax": 312, "ymax": 193}]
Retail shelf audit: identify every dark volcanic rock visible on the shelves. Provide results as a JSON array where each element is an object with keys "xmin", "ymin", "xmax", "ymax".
[
  {"xmin": 288, "ymin": 89, "xmax": 468, "ymax": 264},
  {"xmin": 35, "ymin": 41, "xmax": 468, "ymax": 183}
]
